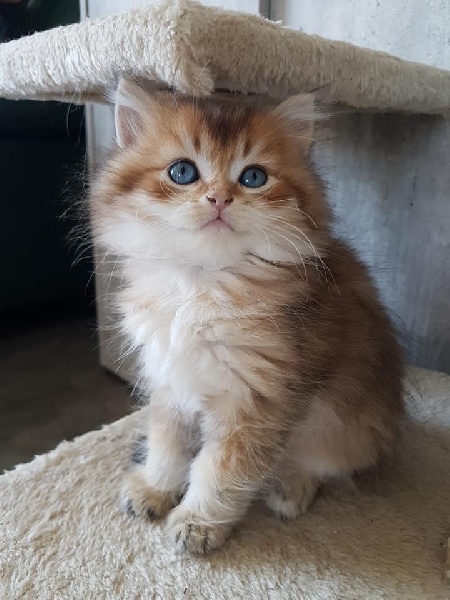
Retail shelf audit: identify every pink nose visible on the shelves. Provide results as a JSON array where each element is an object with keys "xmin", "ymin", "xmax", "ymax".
[{"xmin": 207, "ymin": 190, "xmax": 233, "ymax": 210}]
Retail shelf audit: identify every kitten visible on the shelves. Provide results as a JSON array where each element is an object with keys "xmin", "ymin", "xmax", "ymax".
[{"xmin": 90, "ymin": 79, "xmax": 404, "ymax": 555}]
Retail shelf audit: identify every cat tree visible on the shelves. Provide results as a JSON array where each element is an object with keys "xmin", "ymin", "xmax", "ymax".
[
  {"xmin": 0, "ymin": 0, "xmax": 449, "ymax": 112},
  {"xmin": 0, "ymin": 1, "xmax": 449, "ymax": 598}
]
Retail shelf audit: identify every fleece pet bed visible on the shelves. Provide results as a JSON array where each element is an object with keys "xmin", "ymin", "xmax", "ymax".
[
  {"xmin": 0, "ymin": 367, "xmax": 449, "ymax": 599},
  {"xmin": 0, "ymin": 0, "xmax": 449, "ymax": 115}
]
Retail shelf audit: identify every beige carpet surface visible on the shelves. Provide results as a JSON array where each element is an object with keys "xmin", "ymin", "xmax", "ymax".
[
  {"xmin": 0, "ymin": 0, "xmax": 450, "ymax": 114},
  {"xmin": 1, "ymin": 367, "xmax": 449, "ymax": 599}
]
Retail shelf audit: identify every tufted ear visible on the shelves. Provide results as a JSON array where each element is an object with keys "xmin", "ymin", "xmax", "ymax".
[
  {"xmin": 114, "ymin": 78, "xmax": 150, "ymax": 147},
  {"xmin": 274, "ymin": 94, "xmax": 317, "ymax": 151}
]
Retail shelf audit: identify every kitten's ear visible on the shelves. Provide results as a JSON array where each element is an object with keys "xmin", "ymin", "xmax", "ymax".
[
  {"xmin": 274, "ymin": 94, "xmax": 316, "ymax": 151},
  {"xmin": 114, "ymin": 78, "xmax": 149, "ymax": 147}
]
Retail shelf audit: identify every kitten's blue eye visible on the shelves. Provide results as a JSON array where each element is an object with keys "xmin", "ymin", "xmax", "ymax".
[
  {"xmin": 239, "ymin": 166, "xmax": 267, "ymax": 188},
  {"xmin": 168, "ymin": 160, "xmax": 199, "ymax": 185}
]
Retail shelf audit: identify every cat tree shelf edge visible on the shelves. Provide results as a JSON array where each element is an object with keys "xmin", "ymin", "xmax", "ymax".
[{"xmin": 0, "ymin": 0, "xmax": 449, "ymax": 115}]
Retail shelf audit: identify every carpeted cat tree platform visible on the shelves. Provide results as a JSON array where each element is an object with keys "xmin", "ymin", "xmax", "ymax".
[
  {"xmin": 1, "ymin": 1, "xmax": 449, "ymax": 598},
  {"xmin": 1, "ymin": 368, "xmax": 449, "ymax": 599}
]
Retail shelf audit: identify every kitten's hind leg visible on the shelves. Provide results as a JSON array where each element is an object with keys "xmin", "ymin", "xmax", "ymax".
[
  {"xmin": 122, "ymin": 390, "xmax": 193, "ymax": 520},
  {"xmin": 264, "ymin": 470, "xmax": 320, "ymax": 520}
]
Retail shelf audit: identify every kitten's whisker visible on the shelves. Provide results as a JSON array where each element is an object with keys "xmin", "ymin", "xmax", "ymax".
[
  {"xmin": 262, "ymin": 219, "xmax": 323, "ymax": 273},
  {"xmin": 249, "ymin": 226, "xmax": 275, "ymax": 264},
  {"xmin": 261, "ymin": 215, "xmax": 325, "ymax": 266},
  {"xmin": 107, "ymin": 255, "xmax": 122, "ymax": 292},
  {"xmin": 270, "ymin": 217, "xmax": 336, "ymax": 289},
  {"xmin": 268, "ymin": 223, "xmax": 337, "ymax": 294},
  {"xmin": 258, "ymin": 224, "xmax": 309, "ymax": 284},
  {"xmin": 256, "ymin": 182, "xmax": 278, "ymax": 201},
  {"xmin": 260, "ymin": 202, "xmax": 319, "ymax": 229},
  {"xmin": 261, "ymin": 219, "xmax": 332, "ymax": 289},
  {"xmin": 85, "ymin": 248, "xmax": 113, "ymax": 292}
]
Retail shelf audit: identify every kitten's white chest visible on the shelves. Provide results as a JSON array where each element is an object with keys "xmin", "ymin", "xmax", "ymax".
[{"xmin": 122, "ymin": 269, "xmax": 237, "ymax": 414}]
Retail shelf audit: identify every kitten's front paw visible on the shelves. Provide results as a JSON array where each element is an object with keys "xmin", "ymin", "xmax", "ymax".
[
  {"xmin": 166, "ymin": 507, "xmax": 231, "ymax": 555},
  {"xmin": 122, "ymin": 468, "xmax": 179, "ymax": 520}
]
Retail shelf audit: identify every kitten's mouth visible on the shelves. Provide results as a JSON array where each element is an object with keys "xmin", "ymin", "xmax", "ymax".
[{"xmin": 203, "ymin": 216, "xmax": 233, "ymax": 231}]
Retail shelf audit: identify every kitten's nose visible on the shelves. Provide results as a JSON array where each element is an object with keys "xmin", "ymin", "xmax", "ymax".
[{"xmin": 207, "ymin": 190, "xmax": 233, "ymax": 210}]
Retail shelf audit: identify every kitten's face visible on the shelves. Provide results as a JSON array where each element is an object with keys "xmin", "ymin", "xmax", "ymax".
[{"xmin": 92, "ymin": 82, "xmax": 330, "ymax": 271}]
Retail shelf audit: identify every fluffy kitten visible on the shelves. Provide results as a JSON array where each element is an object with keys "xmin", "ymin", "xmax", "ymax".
[{"xmin": 90, "ymin": 79, "xmax": 403, "ymax": 555}]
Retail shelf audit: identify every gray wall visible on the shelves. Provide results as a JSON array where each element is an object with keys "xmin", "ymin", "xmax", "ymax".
[
  {"xmin": 321, "ymin": 113, "xmax": 450, "ymax": 371},
  {"xmin": 271, "ymin": 0, "xmax": 450, "ymax": 69},
  {"xmin": 273, "ymin": 0, "xmax": 450, "ymax": 372}
]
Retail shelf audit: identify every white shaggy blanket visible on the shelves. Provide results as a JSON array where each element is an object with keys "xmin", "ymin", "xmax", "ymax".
[
  {"xmin": 0, "ymin": 0, "xmax": 449, "ymax": 114},
  {"xmin": 0, "ymin": 367, "xmax": 449, "ymax": 599}
]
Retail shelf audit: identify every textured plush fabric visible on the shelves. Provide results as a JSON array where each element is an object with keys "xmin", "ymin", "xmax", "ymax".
[
  {"xmin": 0, "ymin": 0, "xmax": 449, "ymax": 114},
  {"xmin": 0, "ymin": 367, "xmax": 449, "ymax": 599}
]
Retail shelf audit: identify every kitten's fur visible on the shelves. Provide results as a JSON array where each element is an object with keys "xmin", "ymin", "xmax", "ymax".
[{"xmin": 90, "ymin": 80, "xmax": 403, "ymax": 555}]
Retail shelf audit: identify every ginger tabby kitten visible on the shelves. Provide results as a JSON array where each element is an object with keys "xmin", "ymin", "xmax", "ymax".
[{"xmin": 90, "ymin": 79, "xmax": 403, "ymax": 555}]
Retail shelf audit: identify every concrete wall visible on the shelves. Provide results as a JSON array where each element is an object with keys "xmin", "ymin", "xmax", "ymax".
[
  {"xmin": 273, "ymin": 0, "xmax": 450, "ymax": 372},
  {"xmin": 272, "ymin": 0, "xmax": 450, "ymax": 69}
]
